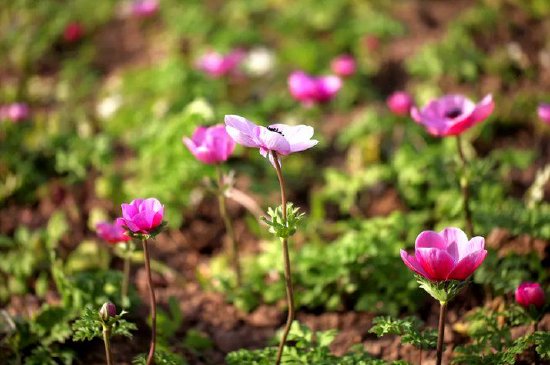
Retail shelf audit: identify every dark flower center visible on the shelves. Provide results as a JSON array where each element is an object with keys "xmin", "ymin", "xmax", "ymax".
[
  {"xmin": 267, "ymin": 126, "xmax": 284, "ymax": 136},
  {"xmin": 445, "ymin": 108, "xmax": 462, "ymax": 119}
]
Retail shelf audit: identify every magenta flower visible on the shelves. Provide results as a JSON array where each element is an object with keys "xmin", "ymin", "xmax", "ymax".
[
  {"xmin": 0, "ymin": 103, "xmax": 29, "ymax": 123},
  {"xmin": 196, "ymin": 49, "xmax": 245, "ymax": 78},
  {"xmin": 411, "ymin": 94, "xmax": 494, "ymax": 136},
  {"xmin": 224, "ymin": 114, "xmax": 317, "ymax": 163},
  {"xmin": 400, "ymin": 227, "xmax": 487, "ymax": 282},
  {"xmin": 288, "ymin": 71, "xmax": 342, "ymax": 106},
  {"xmin": 330, "ymin": 55, "xmax": 356, "ymax": 77},
  {"xmin": 515, "ymin": 282, "xmax": 545, "ymax": 309},
  {"xmin": 116, "ymin": 198, "xmax": 164, "ymax": 234},
  {"xmin": 387, "ymin": 91, "xmax": 414, "ymax": 116},
  {"xmin": 183, "ymin": 124, "xmax": 236, "ymax": 164},
  {"xmin": 63, "ymin": 22, "xmax": 85, "ymax": 43},
  {"xmin": 99, "ymin": 302, "xmax": 117, "ymax": 321},
  {"xmin": 131, "ymin": 0, "xmax": 158, "ymax": 17},
  {"xmin": 538, "ymin": 103, "xmax": 550, "ymax": 125},
  {"xmin": 96, "ymin": 221, "xmax": 131, "ymax": 244}
]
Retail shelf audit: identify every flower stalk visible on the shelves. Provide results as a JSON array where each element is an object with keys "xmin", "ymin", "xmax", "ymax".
[
  {"xmin": 216, "ymin": 165, "xmax": 242, "ymax": 287},
  {"xmin": 121, "ymin": 241, "xmax": 134, "ymax": 307},
  {"xmin": 102, "ymin": 325, "xmax": 114, "ymax": 365},
  {"xmin": 436, "ymin": 301, "xmax": 447, "ymax": 365},
  {"xmin": 456, "ymin": 135, "xmax": 473, "ymax": 237},
  {"xmin": 141, "ymin": 238, "xmax": 157, "ymax": 365},
  {"xmin": 271, "ymin": 151, "xmax": 296, "ymax": 365}
]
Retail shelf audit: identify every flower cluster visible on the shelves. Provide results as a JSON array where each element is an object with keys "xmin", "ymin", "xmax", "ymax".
[
  {"xmin": 287, "ymin": 71, "xmax": 342, "ymax": 106},
  {"xmin": 196, "ymin": 49, "xmax": 245, "ymax": 78}
]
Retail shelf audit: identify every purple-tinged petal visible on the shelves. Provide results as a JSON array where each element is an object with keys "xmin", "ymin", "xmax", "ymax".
[
  {"xmin": 400, "ymin": 250, "xmax": 430, "ymax": 278},
  {"xmin": 440, "ymin": 227, "xmax": 469, "ymax": 260},
  {"xmin": 416, "ymin": 248, "xmax": 456, "ymax": 281},
  {"xmin": 257, "ymin": 126, "xmax": 291, "ymax": 155},
  {"xmin": 121, "ymin": 202, "xmax": 139, "ymax": 220},
  {"xmin": 447, "ymin": 249, "xmax": 487, "ymax": 280},
  {"xmin": 268, "ymin": 124, "xmax": 318, "ymax": 152},
  {"xmin": 225, "ymin": 115, "xmax": 260, "ymax": 147},
  {"xmin": 415, "ymin": 230, "xmax": 447, "ymax": 250},
  {"xmin": 469, "ymin": 94, "xmax": 494, "ymax": 124}
]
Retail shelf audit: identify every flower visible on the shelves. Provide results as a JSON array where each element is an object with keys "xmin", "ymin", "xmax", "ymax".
[
  {"xmin": 330, "ymin": 55, "xmax": 356, "ymax": 77},
  {"xmin": 196, "ymin": 49, "xmax": 245, "ymax": 78},
  {"xmin": 0, "ymin": 103, "xmax": 29, "ymax": 122},
  {"xmin": 96, "ymin": 221, "xmax": 130, "ymax": 244},
  {"xmin": 400, "ymin": 227, "xmax": 487, "ymax": 281},
  {"xmin": 288, "ymin": 71, "xmax": 342, "ymax": 106},
  {"xmin": 116, "ymin": 198, "xmax": 164, "ymax": 234},
  {"xmin": 411, "ymin": 94, "xmax": 494, "ymax": 136},
  {"xmin": 99, "ymin": 302, "xmax": 117, "ymax": 321},
  {"xmin": 515, "ymin": 282, "xmax": 545, "ymax": 309},
  {"xmin": 224, "ymin": 114, "xmax": 318, "ymax": 163},
  {"xmin": 387, "ymin": 91, "xmax": 414, "ymax": 116},
  {"xmin": 131, "ymin": 0, "xmax": 158, "ymax": 17},
  {"xmin": 538, "ymin": 103, "xmax": 550, "ymax": 124},
  {"xmin": 183, "ymin": 124, "xmax": 236, "ymax": 164},
  {"xmin": 63, "ymin": 22, "xmax": 84, "ymax": 43}
]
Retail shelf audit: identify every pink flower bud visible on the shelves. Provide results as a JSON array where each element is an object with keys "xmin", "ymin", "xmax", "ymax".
[
  {"xmin": 538, "ymin": 103, "xmax": 550, "ymax": 125},
  {"xmin": 96, "ymin": 221, "xmax": 130, "ymax": 244},
  {"xmin": 99, "ymin": 302, "xmax": 117, "ymax": 321},
  {"xmin": 515, "ymin": 282, "xmax": 545, "ymax": 309},
  {"xmin": 196, "ymin": 49, "xmax": 245, "ymax": 78},
  {"xmin": 387, "ymin": 91, "xmax": 414, "ymax": 116},
  {"xmin": 0, "ymin": 103, "xmax": 29, "ymax": 123},
  {"xmin": 63, "ymin": 22, "xmax": 85, "ymax": 43},
  {"xmin": 132, "ymin": 0, "xmax": 158, "ymax": 18},
  {"xmin": 183, "ymin": 124, "xmax": 236, "ymax": 164},
  {"xmin": 331, "ymin": 55, "xmax": 356, "ymax": 77}
]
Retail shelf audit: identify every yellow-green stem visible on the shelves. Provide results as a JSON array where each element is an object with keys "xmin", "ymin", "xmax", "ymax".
[
  {"xmin": 102, "ymin": 325, "xmax": 113, "ymax": 365},
  {"xmin": 142, "ymin": 239, "xmax": 156, "ymax": 365},
  {"xmin": 216, "ymin": 165, "xmax": 242, "ymax": 287},
  {"xmin": 456, "ymin": 135, "xmax": 473, "ymax": 237},
  {"xmin": 272, "ymin": 151, "xmax": 295, "ymax": 365}
]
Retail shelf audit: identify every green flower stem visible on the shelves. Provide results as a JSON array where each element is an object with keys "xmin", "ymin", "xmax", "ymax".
[
  {"xmin": 102, "ymin": 325, "xmax": 113, "ymax": 365},
  {"xmin": 436, "ymin": 301, "xmax": 447, "ymax": 365},
  {"xmin": 121, "ymin": 241, "xmax": 133, "ymax": 307},
  {"xmin": 142, "ymin": 239, "xmax": 157, "ymax": 365},
  {"xmin": 456, "ymin": 135, "xmax": 473, "ymax": 237},
  {"xmin": 272, "ymin": 151, "xmax": 296, "ymax": 365},
  {"xmin": 216, "ymin": 165, "xmax": 242, "ymax": 287}
]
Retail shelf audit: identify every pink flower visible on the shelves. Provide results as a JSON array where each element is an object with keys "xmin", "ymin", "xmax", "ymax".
[
  {"xmin": 331, "ymin": 55, "xmax": 356, "ymax": 77},
  {"xmin": 0, "ymin": 103, "xmax": 29, "ymax": 122},
  {"xmin": 387, "ymin": 91, "xmax": 414, "ymax": 116},
  {"xmin": 538, "ymin": 103, "xmax": 550, "ymax": 124},
  {"xmin": 400, "ymin": 227, "xmax": 487, "ymax": 282},
  {"xmin": 132, "ymin": 0, "xmax": 158, "ymax": 17},
  {"xmin": 196, "ymin": 49, "xmax": 245, "ymax": 78},
  {"xmin": 515, "ymin": 282, "xmax": 545, "ymax": 309},
  {"xmin": 288, "ymin": 71, "xmax": 342, "ymax": 106},
  {"xmin": 411, "ymin": 94, "xmax": 494, "ymax": 136},
  {"xmin": 99, "ymin": 302, "xmax": 117, "ymax": 321},
  {"xmin": 116, "ymin": 198, "xmax": 164, "ymax": 234},
  {"xmin": 96, "ymin": 221, "xmax": 131, "ymax": 244},
  {"xmin": 183, "ymin": 124, "xmax": 236, "ymax": 164},
  {"xmin": 224, "ymin": 114, "xmax": 318, "ymax": 163},
  {"xmin": 63, "ymin": 22, "xmax": 84, "ymax": 43}
]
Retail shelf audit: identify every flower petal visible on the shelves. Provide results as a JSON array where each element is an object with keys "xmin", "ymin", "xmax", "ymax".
[
  {"xmin": 416, "ymin": 248, "xmax": 456, "ymax": 281},
  {"xmin": 470, "ymin": 94, "xmax": 494, "ymax": 124},
  {"xmin": 400, "ymin": 250, "xmax": 430, "ymax": 278},
  {"xmin": 224, "ymin": 115, "xmax": 260, "ymax": 147},
  {"xmin": 257, "ymin": 126, "xmax": 291, "ymax": 155},
  {"xmin": 415, "ymin": 230, "xmax": 447, "ymax": 250},
  {"xmin": 440, "ymin": 227, "xmax": 469, "ymax": 260},
  {"xmin": 447, "ymin": 249, "xmax": 487, "ymax": 280}
]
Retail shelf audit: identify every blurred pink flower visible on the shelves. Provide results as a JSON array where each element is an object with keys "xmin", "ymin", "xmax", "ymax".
[
  {"xmin": 538, "ymin": 103, "xmax": 550, "ymax": 124},
  {"xmin": 63, "ymin": 22, "xmax": 85, "ymax": 43},
  {"xmin": 288, "ymin": 71, "xmax": 342, "ymax": 106},
  {"xmin": 0, "ymin": 103, "xmax": 29, "ymax": 123},
  {"xmin": 196, "ymin": 49, "xmax": 245, "ymax": 78},
  {"xmin": 331, "ymin": 55, "xmax": 356, "ymax": 77},
  {"xmin": 515, "ymin": 282, "xmax": 545, "ymax": 309},
  {"xmin": 411, "ymin": 94, "xmax": 494, "ymax": 137},
  {"xmin": 224, "ymin": 114, "xmax": 317, "ymax": 164},
  {"xmin": 132, "ymin": 0, "xmax": 158, "ymax": 17},
  {"xmin": 387, "ymin": 91, "xmax": 414, "ymax": 116},
  {"xmin": 183, "ymin": 124, "xmax": 236, "ymax": 164},
  {"xmin": 96, "ymin": 221, "xmax": 131, "ymax": 244},
  {"xmin": 116, "ymin": 198, "xmax": 164, "ymax": 234},
  {"xmin": 400, "ymin": 227, "xmax": 487, "ymax": 282}
]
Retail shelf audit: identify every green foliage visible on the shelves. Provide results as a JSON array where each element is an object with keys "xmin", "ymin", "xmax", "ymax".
[
  {"xmin": 132, "ymin": 349, "xmax": 188, "ymax": 365},
  {"xmin": 72, "ymin": 305, "xmax": 136, "ymax": 342},
  {"xmin": 415, "ymin": 276, "xmax": 469, "ymax": 304},
  {"xmin": 227, "ymin": 322, "xmax": 405, "ymax": 365},
  {"xmin": 262, "ymin": 203, "xmax": 305, "ymax": 239},
  {"xmin": 370, "ymin": 316, "xmax": 437, "ymax": 350}
]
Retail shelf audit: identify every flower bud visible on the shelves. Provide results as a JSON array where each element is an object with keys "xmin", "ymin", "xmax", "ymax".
[
  {"xmin": 515, "ymin": 282, "xmax": 545, "ymax": 309},
  {"xmin": 99, "ymin": 302, "xmax": 117, "ymax": 321},
  {"xmin": 386, "ymin": 91, "xmax": 414, "ymax": 116}
]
